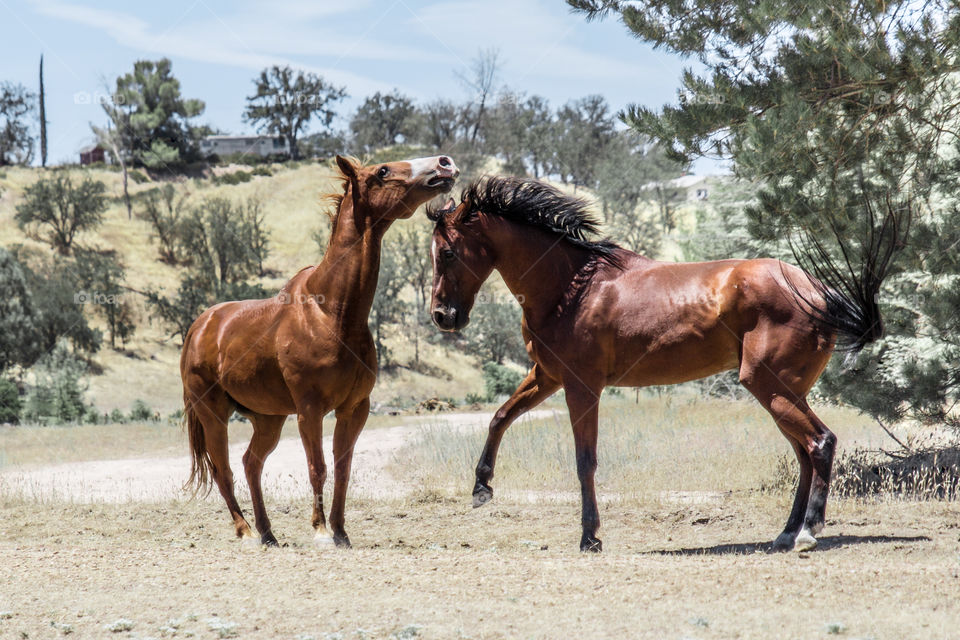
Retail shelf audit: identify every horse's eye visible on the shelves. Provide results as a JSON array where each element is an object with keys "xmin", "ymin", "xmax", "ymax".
[
  {"xmin": 377, "ymin": 166, "xmax": 389, "ymax": 179},
  {"xmin": 442, "ymin": 249, "xmax": 456, "ymax": 263}
]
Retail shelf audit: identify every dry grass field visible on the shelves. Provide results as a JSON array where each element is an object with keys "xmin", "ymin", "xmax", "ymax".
[{"xmin": 2, "ymin": 397, "xmax": 959, "ymax": 639}]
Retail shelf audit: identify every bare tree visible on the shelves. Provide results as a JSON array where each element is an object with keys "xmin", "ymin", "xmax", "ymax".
[{"xmin": 455, "ymin": 48, "xmax": 502, "ymax": 145}]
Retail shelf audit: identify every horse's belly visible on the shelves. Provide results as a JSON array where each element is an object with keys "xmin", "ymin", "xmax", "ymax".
[{"xmin": 609, "ymin": 326, "xmax": 741, "ymax": 387}]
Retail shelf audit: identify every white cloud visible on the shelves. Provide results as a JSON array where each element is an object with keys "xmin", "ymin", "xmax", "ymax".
[
  {"xmin": 27, "ymin": 0, "xmax": 416, "ymax": 95},
  {"xmin": 406, "ymin": 0, "xmax": 653, "ymax": 82}
]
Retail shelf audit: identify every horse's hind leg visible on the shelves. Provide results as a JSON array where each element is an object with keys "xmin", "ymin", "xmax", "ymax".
[
  {"xmin": 189, "ymin": 388, "xmax": 254, "ymax": 540},
  {"xmin": 473, "ymin": 364, "xmax": 560, "ymax": 507},
  {"xmin": 800, "ymin": 407, "xmax": 836, "ymax": 538},
  {"xmin": 741, "ymin": 359, "xmax": 835, "ymax": 551},
  {"xmin": 243, "ymin": 413, "xmax": 286, "ymax": 546}
]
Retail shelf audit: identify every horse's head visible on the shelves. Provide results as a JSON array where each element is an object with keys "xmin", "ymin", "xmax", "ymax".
[
  {"xmin": 427, "ymin": 196, "xmax": 496, "ymax": 332},
  {"xmin": 334, "ymin": 155, "xmax": 459, "ymax": 221}
]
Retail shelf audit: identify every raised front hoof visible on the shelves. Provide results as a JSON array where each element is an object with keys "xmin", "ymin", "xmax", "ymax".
[
  {"xmin": 580, "ymin": 537, "xmax": 602, "ymax": 553},
  {"xmin": 472, "ymin": 485, "xmax": 493, "ymax": 509}
]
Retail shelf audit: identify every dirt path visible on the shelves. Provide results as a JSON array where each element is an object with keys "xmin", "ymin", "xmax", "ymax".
[{"xmin": 0, "ymin": 409, "xmax": 561, "ymax": 502}]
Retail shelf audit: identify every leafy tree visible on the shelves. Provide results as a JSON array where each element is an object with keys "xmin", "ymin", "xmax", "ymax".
[
  {"xmin": 21, "ymin": 340, "xmax": 90, "ymax": 424},
  {"xmin": 482, "ymin": 362, "xmax": 523, "ymax": 401},
  {"xmin": 244, "ymin": 65, "xmax": 347, "ymax": 160},
  {"xmin": 0, "ymin": 247, "xmax": 43, "ymax": 372},
  {"xmin": 11, "ymin": 245, "xmax": 102, "ymax": 356},
  {"xmin": 419, "ymin": 100, "xmax": 461, "ymax": 151},
  {"xmin": 462, "ymin": 286, "xmax": 528, "ymax": 365},
  {"xmin": 15, "ymin": 173, "xmax": 107, "ymax": 255},
  {"xmin": 75, "ymin": 248, "xmax": 135, "ymax": 350},
  {"xmin": 553, "ymin": 95, "xmax": 616, "ymax": 188},
  {"xmin": 0, "ymin": 82, "xmax": 35, "ymax": 166},
  {"xmin": 369, "ymin": 233, "xmax": 409, "ymax": 366},
  {"xmin": 145, "ymin": 196, "xmax": 270, "ymax": 341},
  {"xmin": 571, "ymin": 0, "xmax": 960, "ymax": 428},
  {"xmin": 109, "ymin": 58, "xmax": 206, "ymax": 169},
  {"xmin": 350, "ymin": 90, "xmax": 419, "ymax": 153},
  {"xmin": 139, "ymin": 183, "xmax": 188, "ymax": 263},
  {"xmin": 0, "ymin": 375, "xmax": 21, "ymax": 424}
]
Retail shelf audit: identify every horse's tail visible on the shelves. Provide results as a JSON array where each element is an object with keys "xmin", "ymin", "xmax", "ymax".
[
  {"xmin": 184, "ymin": 400, "xmax": 213, "ymax": 495},
  {"xmin": 787, "ymin": 193, "xmax": 911, "ymax": 353}
]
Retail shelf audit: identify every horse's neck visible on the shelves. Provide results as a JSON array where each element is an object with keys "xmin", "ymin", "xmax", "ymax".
[
  {"xmin": 491, "ymin": 220, "xmax": 593, "ymax": 325},
  {"xmin": 307, "ymin": 195, "xmax": 388, "ymax": 327}
]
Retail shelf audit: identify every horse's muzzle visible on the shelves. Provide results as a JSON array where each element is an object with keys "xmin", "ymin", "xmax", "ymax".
[{"xmin": 432, "ymin": 306, "xmax": 463, "ymax": 331}]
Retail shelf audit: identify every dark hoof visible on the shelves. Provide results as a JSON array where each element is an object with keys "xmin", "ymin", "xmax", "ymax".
[
  {"xmin": 261, "ymin": 532, "xmax": 279, "ymax": 547},
  {"xmin": 333, "ymin": 534, "xmax": 352, "ymax": 549},
  {"xmin": 580, "ymin": 537, "xmax": 602, "ymax": 553},
  {"xmin": 771, "ymin": 532, "xmax": 796, "ymax": 552},
  {"xmin": 472, "ymin": 484, "xmax": 493, "ymax": 509}
]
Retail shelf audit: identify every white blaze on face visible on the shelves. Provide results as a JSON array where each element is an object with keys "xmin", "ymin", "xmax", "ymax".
[
  {"xmin": 407, "ymin": 156, "xmax": 440, "ymax": 179},
  {"xmin": 431, "ymin": 236, "xmax": 438, "ymax": 265}
]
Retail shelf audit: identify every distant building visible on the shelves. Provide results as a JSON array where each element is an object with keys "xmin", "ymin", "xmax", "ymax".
[
  {"xmin": 79, "ymin": 144, "xmax": 108, "ymax": 165},
  {"xmin": 200, "ymin": 135, "xmax": 289, "ymax": 158},
  {"xmin": 642, "ymin": 174, "xmax": 713, "ymax": 202}
]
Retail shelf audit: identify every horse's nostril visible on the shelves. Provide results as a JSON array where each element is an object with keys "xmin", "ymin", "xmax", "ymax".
[
  {"xmin": 439, "ymin": 156, "xmax": 451, "ymax": 167},
  {"xmin": 432, "ymin": 309, "xmax": 445, "ymax": 326}
]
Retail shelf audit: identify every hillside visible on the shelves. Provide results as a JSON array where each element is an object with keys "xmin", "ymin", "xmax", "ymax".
[{"xmin": 0, "ymin": 162, "xmax": 486, "ymax": 415}]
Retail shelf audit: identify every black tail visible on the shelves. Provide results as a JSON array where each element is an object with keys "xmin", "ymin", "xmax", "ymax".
[{"xmin": 788, "ymin": 192, "xmax": 911, "ymax": 353}]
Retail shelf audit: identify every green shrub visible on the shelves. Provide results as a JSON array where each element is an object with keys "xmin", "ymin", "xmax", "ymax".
[
  {"xmin": 109, "ymin": 408, "xmax": 126, "ymax": 424},
  {"xmin": 464, "ymin": 392, "xmax": 485, "ymax": 405},
  {"xmin": 482, "ymin": 362, "xmax": 522, "ymax": 402},
  {"xmin": 0, "ymin": 375, "xmax": 22, "ymax": 424},
  {"xmin": 128, "ymin": 399, "xmax": 153, "ymax": 422},
  {"xmin": 22, "ymin": 341, "xmax": 90, "ymax": 424},
  {"xmin": 250, "ymin": 165, "xmax": 273, "ymax": 177},
  {"xmin": 214, "ymin": 170, "xmax": 252, "ymax": 186},
  {"xmin": 128, "ymin": 170, "xmax": 150, "ymax": 184}
]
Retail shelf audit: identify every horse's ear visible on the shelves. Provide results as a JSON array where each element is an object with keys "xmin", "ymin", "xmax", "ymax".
[{"xmin": 335, "ymin": 155, "xmax": 357, "ymax": 180}]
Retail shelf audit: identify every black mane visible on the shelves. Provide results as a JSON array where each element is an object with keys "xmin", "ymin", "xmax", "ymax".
[{"xmin": 434, "ymin": 176, "xmax": 623, "ymax": 265}]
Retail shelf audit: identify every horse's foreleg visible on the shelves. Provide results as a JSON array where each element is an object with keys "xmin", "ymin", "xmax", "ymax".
[
  {"xmin": 243, "ymin": 414, "xmax": 285, "ymax": 546},
  {"xmin": 297, "ymin": 407, "xmax": 329, "ymax": 544},
  {"xmin": 328, "ymin": 398, "xmax": 370, "ymax": 548},
  {"xmin": 563, "ymin": 382, "xmax": 603, "ymax": 552},
  {"xmin": 474, "ymin": 365, "xmax": 560, "ymax": 508}
]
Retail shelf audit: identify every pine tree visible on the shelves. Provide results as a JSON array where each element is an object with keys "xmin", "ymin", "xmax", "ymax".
[{"xmin": 570, "ymin": 1, "xmax": 960, "ymax": 428}]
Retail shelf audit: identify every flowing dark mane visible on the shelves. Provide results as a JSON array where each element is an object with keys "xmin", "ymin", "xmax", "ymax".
[{"xmin": 435, "ymin": 176, "xmax": 623, "ymax": 265}]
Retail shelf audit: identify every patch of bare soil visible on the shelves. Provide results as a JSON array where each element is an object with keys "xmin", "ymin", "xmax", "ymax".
[
  {"xmin": 1, "ymin": 496, "xmax": 958, "ymax": 639},
  {"xmin": 0, "ymin": 410, "xmax": 560, "ymax": 503}
]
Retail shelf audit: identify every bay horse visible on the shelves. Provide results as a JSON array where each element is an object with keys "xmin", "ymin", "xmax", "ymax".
[
  {"xmin": 181, "ymin": 154, "xmax": 459, "ymax": 547},
  {"xmin": 428, "ymin": 176, "xmax": 902, "ymax": 552}
]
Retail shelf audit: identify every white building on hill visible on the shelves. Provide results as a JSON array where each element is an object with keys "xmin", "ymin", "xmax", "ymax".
[{"xmin": 201, "ymin": 135, "xmax": 289, "ymax": 158}]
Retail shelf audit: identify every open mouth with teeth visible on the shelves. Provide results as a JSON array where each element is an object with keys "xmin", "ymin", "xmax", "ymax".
[{"xmin": 425, "ymin": 175, "xmax": 457, "ymax": 190}]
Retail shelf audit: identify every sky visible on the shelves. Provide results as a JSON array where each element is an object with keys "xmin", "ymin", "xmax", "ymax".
[{"xmin": 0, "ymin": 0, "xmax": 724, "ymax": 172}]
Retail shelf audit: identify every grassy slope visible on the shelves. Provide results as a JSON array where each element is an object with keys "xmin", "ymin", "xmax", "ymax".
[{"xmin": 0, "ymin": 163, "xmax": 483, "ymax": 414}]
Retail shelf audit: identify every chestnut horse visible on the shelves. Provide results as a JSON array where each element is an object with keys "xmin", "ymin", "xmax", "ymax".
[
  {"xmin": 428, "ymin": 176, "xmax": 902, "ymax": 552},
  {"xmin": 181, "ymin": 154, "xmax": 458, "ymax": 547}
]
